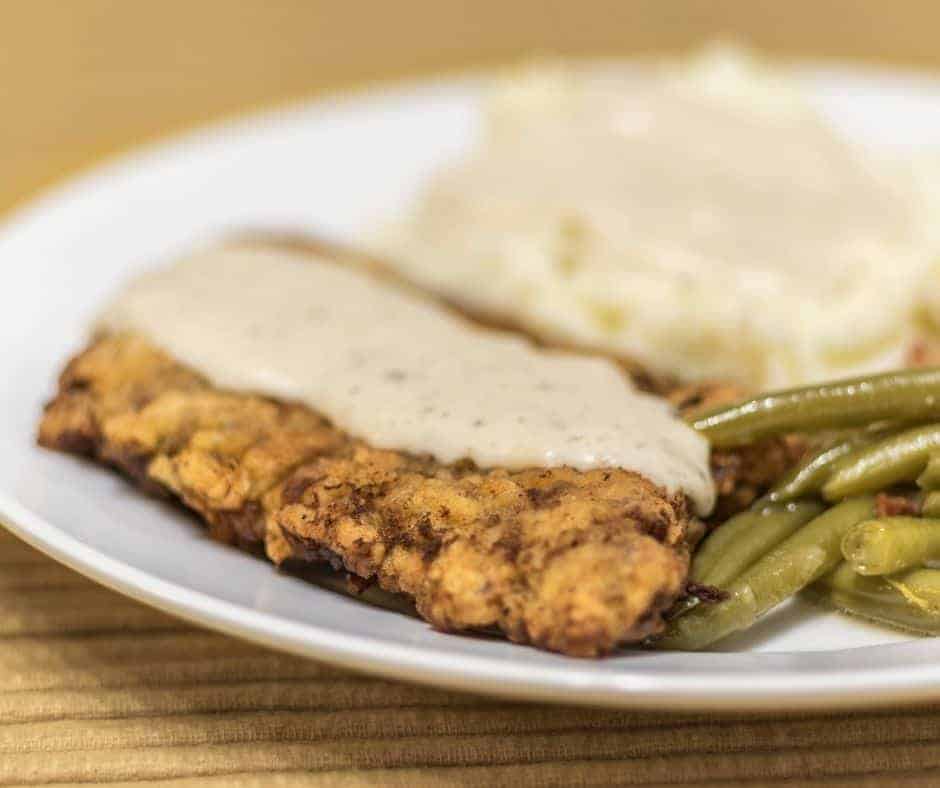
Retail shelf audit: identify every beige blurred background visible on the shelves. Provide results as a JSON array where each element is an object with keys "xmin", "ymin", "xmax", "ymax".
[{"xmin": 4, "ymin": 0, "xmax": 940, "ymax": 214}]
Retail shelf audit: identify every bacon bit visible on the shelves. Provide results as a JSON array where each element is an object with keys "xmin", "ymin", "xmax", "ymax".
[
  {"xmin": 907, "ymin": 336, "xmax": 940, "ymax": 367},
  {"xmin": 908, "ymin": 338, "xmax": 929, "ymax": 366},
  {"xmin": 685, "ymin": 581, "xmax": 728, "ymax": 604},
  {"xmin": 875, "ymin": 492, "xmax": 921, "ymax": 518}
]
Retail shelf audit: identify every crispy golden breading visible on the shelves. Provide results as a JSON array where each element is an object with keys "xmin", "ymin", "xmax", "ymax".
[
  {"xmin": 38, "ymin": 335, "xmax": 342, "ymax": 546},
  {"xmin": 38, "ymin": 334, "xmax": 693, "ymax": 656}
]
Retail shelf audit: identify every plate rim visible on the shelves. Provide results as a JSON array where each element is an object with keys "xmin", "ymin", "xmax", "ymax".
[
  {"xmin": 6, "ymin": 63, "xmax": 940, "ymax": 711},
  {"xmin": 7, "ymin": 489, "xmax": 940, "ymax": 712}
]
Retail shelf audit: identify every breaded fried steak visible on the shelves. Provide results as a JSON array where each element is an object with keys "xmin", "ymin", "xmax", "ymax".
[{"xmin": 39, "ymin": 334, "xmax": 694, "ymax": 656}]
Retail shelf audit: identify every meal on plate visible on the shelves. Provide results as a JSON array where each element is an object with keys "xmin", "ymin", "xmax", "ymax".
[
  {"xmin": 39, "ymin": 244, "xmax": 718, "ymax": 657},
  {"xmin": 35, "ymin": 45, "xmax": 940, "ymax": 656}
]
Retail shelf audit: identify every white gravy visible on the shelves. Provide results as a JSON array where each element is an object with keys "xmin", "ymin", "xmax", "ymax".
[{"xmin": 99, "ymin": 246, "xmax": 715, "ymax": 514}]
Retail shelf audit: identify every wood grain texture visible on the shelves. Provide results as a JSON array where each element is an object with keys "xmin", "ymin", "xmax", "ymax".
[{"xmin": 5, "ymin": 527, "xmax": 940, "ymax": 785}]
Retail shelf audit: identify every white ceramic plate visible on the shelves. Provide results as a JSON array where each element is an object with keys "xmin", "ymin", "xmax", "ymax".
[{"xmin": 4, "ymin": 64, "xmax": 940, "ymax": 711}]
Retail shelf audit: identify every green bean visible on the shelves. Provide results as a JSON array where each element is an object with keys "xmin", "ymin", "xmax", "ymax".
[
  {"xmin": 886, "ymin": 568, "xmax": 940, "ymax": 614},
  {"xmin": 811, "ymin": 563, "xmax": 940, "ymax": 635},
  {"xmin": 924, "ymin": 491, "xmax": 940, "ymax": 518},
  {"xmin": 768, "ymin": 433, "xmax": 878, "ymax": 502},
  {"xmin": 826, "ymin": 590, "xmax": 940, "ymax": 634},
  {"xmin": 842, "ymin": 517, "xmax": 940, "ymax": 575},
  {"xmin": 665, "ymin": 596, "xmax": 700, "ymax": 620},
  {"xmin": 918, "ymin": 454, "xmax": 940, "ymax": 490},
  {"xmin": 817, "ymin": 561, "xmax": 901, "ymax": 605},
  {"xmin": 691, "ymin": 501, "xmax": 823, "ymax": 588},
  {"xmin": 823, "ymin": 424, "xmax": 940, "ymax": 501},
  {"xmin": 689, "ymin": 368, "xmax": 940, "ymax": 448},
  {"xmin": 656, "ymin": 497, "xmax": 874, "ymax": 650},
  {"xmin": 687, "ymin": 507, "xmax": 766, "ymax": 582}
]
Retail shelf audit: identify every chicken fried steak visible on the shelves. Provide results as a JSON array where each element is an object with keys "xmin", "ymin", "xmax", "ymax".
[{"xmin": 39, "ymin": 334, "xmax": 694, "ymax": 656}]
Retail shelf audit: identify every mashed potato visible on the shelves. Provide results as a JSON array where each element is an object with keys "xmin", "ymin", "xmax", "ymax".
[{"xmin": 378, "ymin": 46, "xmax": 939, "ymax": 387}]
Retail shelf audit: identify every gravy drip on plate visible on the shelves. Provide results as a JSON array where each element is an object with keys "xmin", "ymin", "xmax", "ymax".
[{"xmin": 99, "ymin": 246, "xmax": 715, "ymax": 514}]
